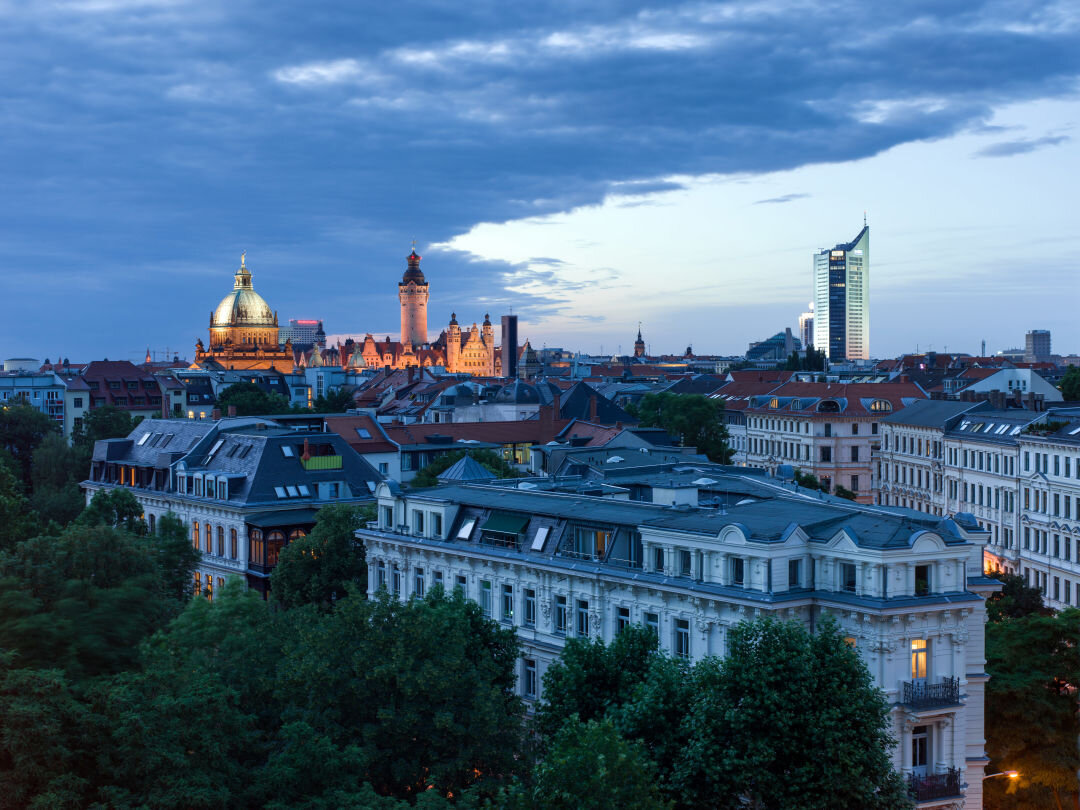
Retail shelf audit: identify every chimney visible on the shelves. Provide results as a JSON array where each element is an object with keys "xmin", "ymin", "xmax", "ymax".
[
  {"xmin": 228, "ymin": 405, "xmax": 237, "ymax": 417},
  {"xmin": 301, "ymin": 438, "xmax": 311, "ymax": 462},
  {"xmin": 212, "ymin": 408, "xmax": 221, "ymax": 420}
]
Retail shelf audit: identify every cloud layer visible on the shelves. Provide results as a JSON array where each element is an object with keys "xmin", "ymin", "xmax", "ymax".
[{"xmin": 0, "ymin": 0, "xmax": 1078, "ymax": 356}]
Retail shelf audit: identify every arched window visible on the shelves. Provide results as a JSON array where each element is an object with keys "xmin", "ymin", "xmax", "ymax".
[
  {"xmin": 769, "ymin": 397, "xmax": 779, "ymax": 409},
  {"xmin": 230, "ymin": 528, "xmax": 238, "ymax": 560},
  {"xmin": 288, "ymin": 528, "xmax": 307, "ymax": 542},
  {"xmin": 194, "ymin": 571, "xmax": 201, "ymax": 595},
  {"xmin": 869, "ymin": 399, "xmax": 892, "ymax": 413},
  {"xmin": 249, "ymin": 528, "xmax": 265, "ymax": 566},
  {"xmin": 267, "ymin": 530, "xmax": 286, "ymax": 567},
  {"xmin": 205, "ymin": 523, "xmax": 212, "ymax": 553},
  {"xmin": 216, "ymin": 526, "xmax": 225, "ymax": 557},
  {"xmin": 192, "ymin": 521, "xmax": 200, "ymax": 549},
  {"xmin": 817, "ymin": 400, "xmax": 840, "ymax": 413}
]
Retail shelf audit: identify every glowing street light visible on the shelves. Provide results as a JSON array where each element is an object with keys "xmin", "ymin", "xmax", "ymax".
[{"xmin": 984, "ymin": 771, "xmax": 1019, "ymax": 780}]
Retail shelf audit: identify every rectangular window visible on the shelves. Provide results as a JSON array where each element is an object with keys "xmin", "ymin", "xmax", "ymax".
[
  {"xmin": 824, "ymin": 424, "xmax": 832, "ymax": 437},
  {"xmin": 841, "ymin": 563, "xmax": 857, "ymax": 593},
  {"xmin": 915, "ymin": 564, "xmax": 931, "ymax": 596},
  {"xmin": 413, "ymin": 510, "xmax": 424, "ymax": 534},
  {"xmin": 820, "ymin": 446, "xmax": 832, "ymax": 462},
  {"xmin": 850, "ymin": 446, "xmax": 859, "ymax": 462},
  {"xmin": 576, "ymin": 600, "xmax": 590, "ymax": 637},
  {"xmin": 381, "ymin": 506, "xmax": 393, "ymax": 528},
  {"xmin": 432, "ymin": 513, "xmax": 443, "ymax": 535},
  {"xmin": 434, "ymin": 570, "xmax": 443, "ymax": 587},
  {"xmin": 523, "ymin": 658, "xmax": 537, "ymax": 699},
  {"xmin": 731, "ymin": 557, "xmax": 745, "ymax": 586},
  {"xmin": 502, "ymin": 584, "xmax": 514, "ymax": 622},
  {"xmin": 414, "ymin": 567, "xmax": 425, "ymax": 598},
  {"xmin": 788, "ymin": 558, "xmax": 801, "ymax": 589},
  {"xmin": 911, "ymin": 639, "xmax": 928, "ymax": 680},
  {"xmin": 1053, "ymin": 576, "xmax": 1060, "ymax": 601},
  {"xmin": 392, "ymin": 565, "xmax": 401, "ymax": 597},
  {"xmin": 674, "ymin": 618, "xmax": 690, "ymax": 658},
  {"xmin": 555, "ymin": 595, "xmax": 568, "ymax": 634},
  {"xmin": 851, "ymin": 423, "xmax": 859, "ymax": 435},
  {"xmin": 644, "ymin": 611, "xmax": 659, "ymax": 638},
  {"xmin": 480, "ymin": 580, "xmax": 492, "ymax": 618},
  {"xmin": 850, "ymin": 475, "xmax": 859, "ymax": 492},
  {"xmin": 617, "ymin": 606, "xmax": 630, "ymax": 633},
  {"xmin": 455, "ymin": 574, "xmax": 467, "ymax": 591},
  {"xmin": 524, "ymin": 589, "xmax": 536, "ymax": 627}
]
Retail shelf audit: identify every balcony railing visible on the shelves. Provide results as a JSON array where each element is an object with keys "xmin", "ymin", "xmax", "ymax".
[
  {"xmin": 903, "ymin": 677, "xmax": 960, "ymax": 709},
  {"xmin": 908, "ymin": 768, "xmax": 962, "ymax": 802}
]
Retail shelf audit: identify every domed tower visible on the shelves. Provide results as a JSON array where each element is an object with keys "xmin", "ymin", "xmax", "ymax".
[
  {"xmin": 399, "ymin": 248, "xmax": 429, "ymax": 348},
  {"xmin": 209, "ymin": 253, "xmax": 279, "ymax": 348}
]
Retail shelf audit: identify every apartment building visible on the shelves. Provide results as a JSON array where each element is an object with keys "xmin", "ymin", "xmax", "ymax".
[
  {"xmin": 743, "ymin": 382, "xmax": 926, "ymax": 502},
  {"xmin": 84, "ymin": 417, "xmax": 381, "ymax": 598},
  {"xmin": 361, "ymin": 475, "xmax": 997, "ymax": 809}
]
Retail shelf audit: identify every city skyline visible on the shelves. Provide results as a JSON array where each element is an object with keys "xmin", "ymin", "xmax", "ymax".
[{"xmin": 2, "ymin": 1, "xmax": 1079, "ymax": 361}]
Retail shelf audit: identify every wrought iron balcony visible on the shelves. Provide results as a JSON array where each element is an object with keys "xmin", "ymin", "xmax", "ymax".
[
  {"xmin": 908, "ymin": 768, "xmax": 962, "ymax": 802},
  {"xmin": 903, "ymin": 677, "xmax": 960, "ymax": 709}
]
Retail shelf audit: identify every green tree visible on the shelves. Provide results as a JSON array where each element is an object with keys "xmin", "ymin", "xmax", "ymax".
[
  {"xmin": 271, "ymin": 503, "xmax": 373, "ymax": 609},
  {"xmin": 984, "ymin": 608, "xmax": 1080, "ymax": 810},
  {"xmin": 793, "ymin": 468, "xmax": 820, "ymax": 491},
  {"xmin": 153, "ymin": 512, "xmax": 202, "ymax": 607},
  {"xmin": 509, "ymin": 717, "xmax": 671, "ymax": 810},
  {"xmin": 411, "ymin": 448, "xmax": 522, "ymax": 488},
  {"xmin": 629, "ymin": 393, "xmax": 733, "ymax": 463},
  {"xmin": 216, "ymin": 382, "xmax": 292, "ymax": 416},
  {"xmin": 0, "ymin": 462, "xmax": 38, "ymax": 552},
  {"xmin": 71, "ymin": 405, "xmax": 135, "ymax": 452},
  {"xmin": 1059, "ymin": 365, "xmax": 1080, "ymax": 401},
  {"xmin": 986, "ymin": 572, "xmax": 1051, "ymax": 623},
  {"xmin": 29, "ymin": 433, "xmax": 89, "ymax": 526},
  {"xmin": 0, "ymin": 403, "xmax": 59, "ymax": 486},
  {"xmin": 77, "ymin": 488, "xmax": 147, "ymax": 535},
  {"xmin": 313, "ymin": 387, "xmax": 357, "ymax": 413},
  {"xmin": 537, "ymin": 625, "xmax": 659, "ymax": 738},
  {"xmin": 276, "ymin": 587, "xmax": 524, "ymax": 800},
  {"xmin": 673, "ymin": 617, "xmax": 910, "ymax": 810},
  {"xmin": 833, "ymin": 484, "xmax": 857, "ymax": 500}
]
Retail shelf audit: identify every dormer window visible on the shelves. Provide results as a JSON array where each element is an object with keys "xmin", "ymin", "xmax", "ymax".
[{"xmin": 869, "ymin": 400, "xmax": 892, "ymax": 413}]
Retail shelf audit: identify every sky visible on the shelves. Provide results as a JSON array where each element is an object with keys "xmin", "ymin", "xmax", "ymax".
[{"xmin": 1, "ymin": 0, "xmax": 1078, "ymax": 364}]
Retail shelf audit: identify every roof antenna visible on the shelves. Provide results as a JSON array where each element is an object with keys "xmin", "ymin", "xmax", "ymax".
[{"xmin": 863, "ymin": 211, "xmax": 867, "ymax": 226}]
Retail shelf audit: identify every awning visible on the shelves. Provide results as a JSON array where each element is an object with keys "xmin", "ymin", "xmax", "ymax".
[
  {"xmin": 481, "ymin": 511, "xmax": 530, "ymax": 535},
  {"xmin": 245, "ymin": 508, "xmax": 319, "ymax": 528}
]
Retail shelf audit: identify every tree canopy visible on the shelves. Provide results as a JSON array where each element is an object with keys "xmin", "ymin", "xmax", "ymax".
[
  {"xmin": 72, "ymin": 405, "xmax": 136, "ymax": 451},
  {"xmin": 629, "ymin": 392, "xmax": 733, "ymax": 463},
  {"xmin": 215, "ymin": 382, "xmax": 294, "ymax": 416},
  {"xmin": 312, "ymin": 387, "xmax": 357, "ymax": 413},
  {"xmin": 1058, "ymin": 365, "xmax": 1080, "ymax": 401},
  {"xmin": 270, "ymin": 503, "xmax": 372, "ymax": 609},
  {"xmin": 0, "ymin": 403, "xmax": 58, "ymax": 486}
]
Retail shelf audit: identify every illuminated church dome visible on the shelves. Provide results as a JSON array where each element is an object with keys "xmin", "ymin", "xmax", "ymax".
[{"xmin": 212, "ymin": 253, "xmax": 276, "ymax": 329}]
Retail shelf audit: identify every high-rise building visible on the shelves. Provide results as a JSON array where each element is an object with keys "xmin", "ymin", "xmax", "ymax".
[
  {"xmin": 280, "ymin": 319, "xmax": 326, "ymax": 351},
  {"xmin": 813, "ymin": 224, "xmax": 869, "ymax": 361},
  {"xmin": 501, "ymin": 315, "xmax": 519, "ymax": 378},
  {"xmin": 1024, "ymin": 329, "xmax": 1051, "ymax": 362},
  {"xmin": 798, "ymin": 303, "xmax": 814, "ymax": 350}
]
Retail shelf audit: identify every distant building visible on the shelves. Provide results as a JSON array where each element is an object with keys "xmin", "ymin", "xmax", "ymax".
[
  {"xmin": 798, "ymin": 303, "xmax": 814, "ymax": 349},
  {"xmin": 813, "ymin": 224, "xmax": 870, "ymax": 361},
  {"xmin": 746, "ymin": 329, "xmax": 800, "ymax": 364},
  {"xmin": 1025, "ymin": 329, "xmax": 1051, "ymax": 363},
  {"xmin": 399, "ymin": 249, "xmax": 430, "ymax": 348},
  {"xmin": 501, "ymin": 315, "xmax": 519, "ymax": 378},
  {"xmin": 634, "ymin": 326, "xmax": 646, "ymax": 358},
  {"xmin": 0, "ymin": 368, "xmax": 66, "ymax": 429},
  {"xmin": 280, "ymin": 319, "xmax": 326, "ymax": 352}
]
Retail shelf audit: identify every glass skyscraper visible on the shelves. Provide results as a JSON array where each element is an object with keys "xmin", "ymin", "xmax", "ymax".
[{"xmin": 813, "ymin": 224, "xmax": 869, "ymax": 361}]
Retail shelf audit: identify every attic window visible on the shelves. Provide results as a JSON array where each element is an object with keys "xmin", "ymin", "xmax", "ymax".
[
  {"xmin": 274, "ymin": 486, "xmax": 287, "ymax": 498},
  {"xmin": 137, "ymin": 433, "xmax": 150, "ymax": 446},
  {"xmin": 769, "ymin": 397, "xmax": 779, "ymax": 409},
  {"xmin": 531, "ymin": 526, "xmax": 550, "ymax": 552},
  {"xmin": 207, "ymin": 438, "xmax": 225, "ymax": 460},
  {"xmin": 286, "ymin": 486, "xmax": 299, "ymax": 497},
  {"xmin": 239, "ymin": 445, "xmax": 252, "ymax": 458},
  {"xmin": 356, "ymin": 428, "xmax": 372, "ymax": 439},
  {"xmin": 281, "ymin": 445, "xmax": 295, "ymax": 458},
  {"xmin": 160, "ymin": 434, "xmax": 173, "ymax": 447},
  {"xmin": 869, "ymin": 400, "xmax": 892, "ymax": 413},
  {"xmin": 226, "ymin": 444, "xmax": 240, "ymax": 457},
  {"xmin": 297, "ymin": 485, "xmax": 311, "ymax": 497},
  {"xmin": 456, "ymin": 518, "xmax": 476, "ymax": 540}
]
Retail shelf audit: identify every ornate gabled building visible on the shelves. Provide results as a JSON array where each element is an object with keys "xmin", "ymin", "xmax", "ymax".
[{"xmin": 195, "ymin": 254, "xmax": 293, "ymax": 371}]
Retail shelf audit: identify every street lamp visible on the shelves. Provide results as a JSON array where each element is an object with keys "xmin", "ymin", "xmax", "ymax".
[{"xmin": 984, "ymin": 771, "xmax": 1019, "ymax": 780}]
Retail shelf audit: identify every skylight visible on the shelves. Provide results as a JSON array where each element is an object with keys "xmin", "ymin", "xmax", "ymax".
[
  {"xmin": 286, "ymin": 485, "xmax": 299, "ymax": 497},
  {"xmin": 281, "ymin": 445, "xmax": 295, "ymax": 457},
  {"xmin": 274, "ymin": 486, "xmax": 287, "ymax": 498},
  {"xmin": 136, "ymin": 433, "xmax": 150, "ymax": 445},
  {"xmin": 206, "ymin": 438, "xmax": 225, "ymax": 460},
  {"xmin": 1070, "ymin": 426, "xmax": 1080, "ymax": 435},
  {"xmin": 239, "ymin": 445, "xmax": 252, "ymax": 458},
  {"xmin": 456, "ymin": 519, "xmax": 476, "ymax": 540},
  {"xmin": 160, "ymin": 434, "xmax": 173, "ymax": 447},
  {"xmin": 531, "ymin": 526, "xmax": 550, "ymax": 552},
  {"xmin": 297, "ymin": 485, "xmax": 311, "ymax": 497},
  {"xmin": 356, "ymin": 428, "xmax": 372, "ymax": 439}
]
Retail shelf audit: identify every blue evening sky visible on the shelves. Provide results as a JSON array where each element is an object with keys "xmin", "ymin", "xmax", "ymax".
[{"xmin": 1, "ymin": 0, "xmax": 1078, "ymax": 362}]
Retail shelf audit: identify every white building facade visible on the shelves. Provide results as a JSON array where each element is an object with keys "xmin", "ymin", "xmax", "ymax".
[{"xmin": 361, "ymin": 478, "xmax": 997, "ymax": 809}]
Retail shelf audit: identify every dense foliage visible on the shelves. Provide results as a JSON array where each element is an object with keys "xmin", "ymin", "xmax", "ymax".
[
  {"xmin": 215, "ymin": 382, "xmax": 294, "ymax": 416},
  {"xmin": 628, "ymin": 392, "xmax": 733, "ymax": 463},
  {"xmin": 535, "ymin": 618, "xmax": 910, "ymax": 810},
  {"xmin": 784, "ymin": 346, "xmax": 827, "ymax": 371},
  {"xmin": 984, "ymin": 575, "xmax": 1080, "ymax": 810},
  {"xmin": 1059, "ymin": 364, "xmax": 1080, "ymax": 401}
]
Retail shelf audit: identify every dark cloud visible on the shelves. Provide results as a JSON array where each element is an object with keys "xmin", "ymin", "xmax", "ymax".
[
  {"xmin": 0, "ymin": 0, "xmax": 1078, "ymax": 354},
  {"xmin": 974, "ymin": 134, "xmax": 1070, "ymax": 157},
  {"xmin": 754, "ymin": 193, "xmax": 810, "ymax": 205}
]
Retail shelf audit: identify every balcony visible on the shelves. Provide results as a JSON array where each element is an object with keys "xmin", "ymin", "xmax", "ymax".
[
  {"xmin": 908, "ymin": 768, "xmax": 962, "ymax": 802},
  {"xmin": 903, "ymin": 677, "xmax": 960, "ymax": 710}
]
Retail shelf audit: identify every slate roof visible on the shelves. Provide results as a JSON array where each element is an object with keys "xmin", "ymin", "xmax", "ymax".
[
  {"xmin": 878, "ymin": 399, "xmax": 987, "ymax": 428},
  {"xmin": 437, "ymin": 454, "xmax": 498, "ymax": 483}
]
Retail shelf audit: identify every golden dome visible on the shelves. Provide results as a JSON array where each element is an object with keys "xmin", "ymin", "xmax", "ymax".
[{"xmin": 212, "ymin": 255, "xmax": 276, "ymax": 329}]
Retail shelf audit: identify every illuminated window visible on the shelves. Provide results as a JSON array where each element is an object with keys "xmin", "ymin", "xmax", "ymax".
[{"xmin": 910, "ymin": 639, "xmax": 927, "ymax": 680}]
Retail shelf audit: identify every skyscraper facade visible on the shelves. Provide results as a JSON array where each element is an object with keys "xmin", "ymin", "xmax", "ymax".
[
  {"xmin": 1024, "ymin": 329, "xmax": 1051, "ymax": 362},
  {"xmin": 798, "ymin": 303, "xmax": 814, "ymax": 350},
  {"xmin": 813, "ymin": 224, "xmax": 869, "ymax": 361}
]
